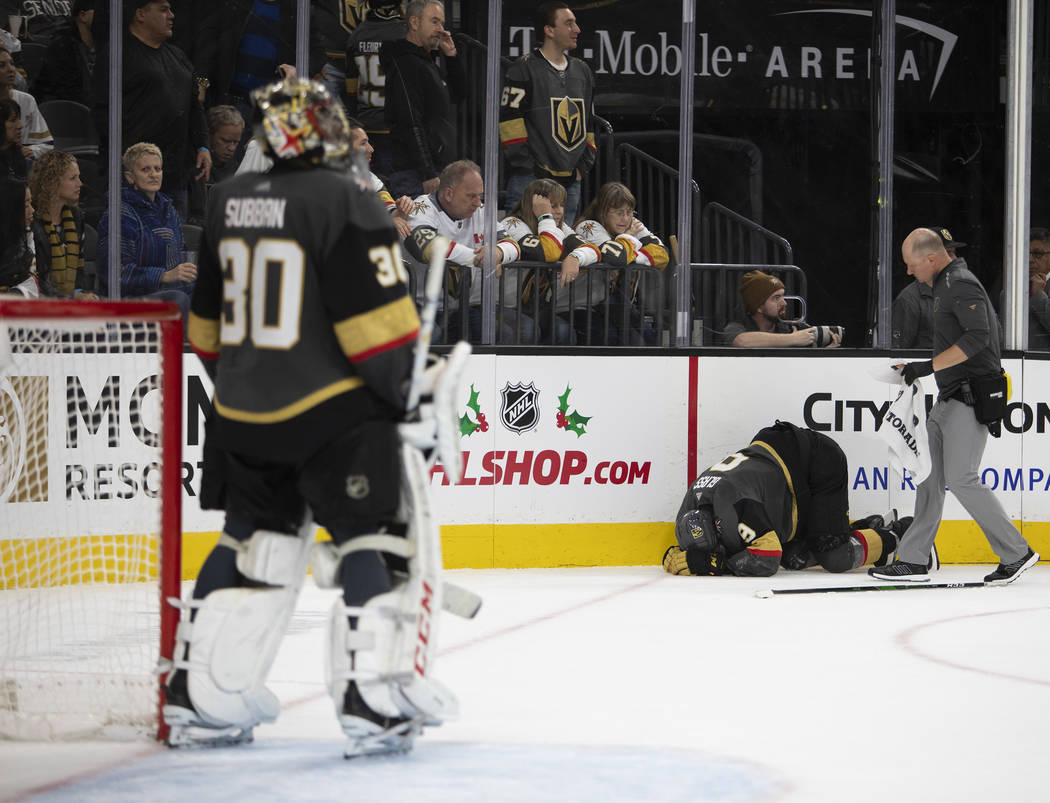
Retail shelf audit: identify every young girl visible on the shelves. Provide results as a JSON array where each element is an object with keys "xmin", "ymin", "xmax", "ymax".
[
  {"xmin": 494, "ymin": 178, "xmax": 574, "ymax": 343},
  {"xmin": 557, "ymin": 181, "xmax": 668, "ymax": 345}
]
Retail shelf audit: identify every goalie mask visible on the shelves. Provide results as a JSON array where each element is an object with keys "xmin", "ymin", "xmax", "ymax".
[
  {"xmin": 251, "ymin": 78, "xmax": 350, "ymax": 167},
  {"xmin": 676, "ymin": 507, "xmax": 720, "ymax": 552}
]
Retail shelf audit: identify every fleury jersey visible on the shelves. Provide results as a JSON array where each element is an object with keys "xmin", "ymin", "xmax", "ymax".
[
  {"xmin": 500, "ymin": 50, "xmax": 596, "ymax": 184},
  {"xmin": 557, "ymin": 218, "xmax": 668, "ymax": 311},
  {"xmin": 345, "ymin": 17, "xmax": 407, "ymax": 133},
  {"xmin": 188, "ymin": 164, "xmax": 419, "ymax": 462},
  {"xmin": 404, "ymin": 194, "xmax": 488, "ymax": 306}
]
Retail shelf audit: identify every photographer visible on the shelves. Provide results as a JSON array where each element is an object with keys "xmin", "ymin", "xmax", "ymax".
[{"xmin": 721, "ymin": 269, "xmax": 842, "ymax": 348}]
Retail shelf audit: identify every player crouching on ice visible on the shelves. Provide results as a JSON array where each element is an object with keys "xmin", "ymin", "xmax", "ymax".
[
  {"xmin": 663, "ymin": 420, "xmax": 938, "ymax": 578},
  {"xmin": 162, "ymin": 77, "xmax": 477, "ymax": 757}
]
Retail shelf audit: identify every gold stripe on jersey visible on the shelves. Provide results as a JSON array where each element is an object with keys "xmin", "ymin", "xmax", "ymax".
[
  {"xmin": 499, "ymin": 118, "xmax": 528, "ymax": 146},
  {"xmin": 215, "ymin": 376, "xmax": 365, "ymax": 423},
  {"xmin": 334, "ymin": 294, "xmax": 420, "ymax": 362},
  {"xmin": 750, "ymin": 439, "xmax": 798, "ymax": 541},
  {"xmin": 187, "ymin": 311, "xmax": 221, "ymax": 357}
]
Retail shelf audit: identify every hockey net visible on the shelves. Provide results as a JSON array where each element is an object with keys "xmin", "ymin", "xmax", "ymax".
[{"xmin": 0, "ymin": 299, "xmax": 182, "ymax": 741}]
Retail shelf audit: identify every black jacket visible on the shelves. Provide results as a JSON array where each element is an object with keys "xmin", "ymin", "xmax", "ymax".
[
  {"xmin": 32, "ymin": 20, "xmax": 96, "ymax": 106},
  {"xmin": 380, "ymin": 38, "xmax": 465, "ymax": 181}
]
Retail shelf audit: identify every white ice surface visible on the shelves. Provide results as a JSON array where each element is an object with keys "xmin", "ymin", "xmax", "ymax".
[{"xmin": 2, "ymin": 565, "xmax": 1048, "ymax": 803}]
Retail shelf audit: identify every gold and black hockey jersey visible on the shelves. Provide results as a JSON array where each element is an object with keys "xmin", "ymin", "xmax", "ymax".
[
  {"xmin": 500, "ymin": 50, "xmax": 597, "ymax": 184},
  {"xmin": 188, "ymin": 163, "xmax": 419, "ymax": 461}
]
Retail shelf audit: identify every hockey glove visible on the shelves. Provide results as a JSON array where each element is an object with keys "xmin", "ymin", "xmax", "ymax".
[
  {"xmin": 662, "ymin": 545, "xmax": 726, "ymax": 576},
  {"xmin": 899, "ymin": 360, "xmax": 934, "ymax": 385}
]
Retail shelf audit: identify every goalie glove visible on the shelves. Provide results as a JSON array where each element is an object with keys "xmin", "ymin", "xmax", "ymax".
[{"xmin": 662, "ymin": 545, "xmax": 726, "ymax": 576}]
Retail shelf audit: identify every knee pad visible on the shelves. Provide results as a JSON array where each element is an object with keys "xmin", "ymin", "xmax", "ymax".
[{"xmin": 220, "ymin": 528, "xmax": 313, "ymax": 586}]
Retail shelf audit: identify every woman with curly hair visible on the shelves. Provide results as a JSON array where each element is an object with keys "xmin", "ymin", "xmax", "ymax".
[{"xmin": 28, "ymin": 149, "xmax": 98, "ymax": 298}]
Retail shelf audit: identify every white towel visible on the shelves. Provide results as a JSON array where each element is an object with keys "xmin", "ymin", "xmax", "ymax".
[{"xmin": 878, "ymin": 378, "xmax": 932, "ymax": 484}]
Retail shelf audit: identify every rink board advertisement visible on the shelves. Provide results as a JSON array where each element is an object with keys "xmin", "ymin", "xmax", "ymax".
[{"xmin": 2, "ymin": 352, "xmax": 1049, "ymax": 575}]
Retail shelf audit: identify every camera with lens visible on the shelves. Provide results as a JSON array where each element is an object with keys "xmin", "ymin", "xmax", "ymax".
[{"xmin": 810, "ymin": 325, "xmax": 844, "ymax": 347}]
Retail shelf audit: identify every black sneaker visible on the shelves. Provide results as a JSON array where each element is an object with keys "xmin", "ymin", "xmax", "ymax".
[
  {"xmin": 868, "ymin": 561, "xmax": 930, "ymax": 582},
  {"xmin": 984, "ymin": 548, "xmax": 1040, "ymax": 585}
]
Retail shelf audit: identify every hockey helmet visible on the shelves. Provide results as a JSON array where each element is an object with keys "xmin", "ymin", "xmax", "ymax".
[
  {"xmin": 675, "ymin": 507, "xmax": 720, "ymax": 552},
  {"xmin": 251, "ymin": 78, "xmax": 350, "ymax": 167}
]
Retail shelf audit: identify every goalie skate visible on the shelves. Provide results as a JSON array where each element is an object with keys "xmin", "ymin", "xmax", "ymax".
[
  {"xmin": 162, "ymin": 671, "xmax": 257, "ymax": 748},
  {"xmin": 339, "ymin": 680, "xmax": 423, "ymax": 759}
]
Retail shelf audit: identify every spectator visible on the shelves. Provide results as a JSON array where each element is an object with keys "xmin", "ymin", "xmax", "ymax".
[
  {"xmin": 0, "ymin": 174, "xmax": 36, "ymax": 295},
  {"xmin": 205, "ymin": 105, "xmax": 245, "ymax": 182},
  {"xmin": 93, "ymin": 0, "xmax": 210, "ymax": 220},
  {"xmin": 0, "ymin": 97, "xmax": 26, "ymax": 179},
  {"xmin": 189, "ymin": 105, "xmax": 245, "ymax": 220},
  {"xmin": 192, "ymin": 0, "xmax": 298, "ymax": 129},
  {"xmin": 557, "ymin": 181, "xmax": 668, "ymax": 345},
  {"xmin": 32, "ymin": 0, "xmax": 97, "ymax": 106},
  {"xmin": 311, "ymin": 0, "xmax": 361, "ymax": 106},
  {"xmin": 404, "ymin": 159, "xmax": 527, "ymax": 343},
  {"xmin": 0, "ymin": 45, "xmax": 54, "ymax": 160},
  {"xmin": 494, "ymin": 177, "xmax": 573, "ymax": 343},
  {"xmin": 347, "ymin": 115, "xmax": 413, "ymax": 237},
  {"xmin": 892, "ymin": 226, "xmax": 964, "ymax": 350},
  {"xmin": 345, "ymin": 0, "xmax": 406, "ymax": 154},
  {"xmin": 1027, "ymin": 227, "xmax": 1050, "ymax": 350},
  {"xmin": 722, "ymin": 270, "xmax": 841, "ymax": 348},
  {"xmin": 379, "ymin": 0, "xmax": 464, "ymax": 198},
  {"xmin": 500, "ymin": 2, "xmax": 595, "ymax": 226},
  {"xmin": 28, "ymin": 149, "xmax": 99, "ymax": 298},
  {"xmin": 97, "ymin": 141, "xmax": 196, "ymax": 318}
]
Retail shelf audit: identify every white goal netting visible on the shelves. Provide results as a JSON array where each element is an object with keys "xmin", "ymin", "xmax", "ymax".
[{"xmin": 0, "ymin": 301, "xmax": 181, "ymax": 740}]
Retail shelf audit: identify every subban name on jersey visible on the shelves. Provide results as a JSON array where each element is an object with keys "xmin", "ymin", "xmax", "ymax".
[{"xmin": 224, "ymin": 198, "xmax": 288, "ymax": 229}]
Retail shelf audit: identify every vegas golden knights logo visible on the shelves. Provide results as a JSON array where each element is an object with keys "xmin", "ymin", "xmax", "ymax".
[
  {"xmin": 0, "ymin": 376, "xmax": 47, "ymax": 503},
  {"xmin": 550, "ymin": 96, "xmax": 587, "ymax": 152},
  {"xmin": 339, "ymin": 0, "xmax": 368, "ymax": 33}
]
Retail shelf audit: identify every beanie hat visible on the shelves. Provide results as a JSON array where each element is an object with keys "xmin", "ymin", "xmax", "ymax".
[{"xmin": 740, "ymin": 270, "xmax": 784, "ymax": 313}]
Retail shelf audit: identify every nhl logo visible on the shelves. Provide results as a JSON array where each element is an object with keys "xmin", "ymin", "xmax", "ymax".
[{"xmin": 500, "ymin": 382, "xmax": 540, "ymax": 434}]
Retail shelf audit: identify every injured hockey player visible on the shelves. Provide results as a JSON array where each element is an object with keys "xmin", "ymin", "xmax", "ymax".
[{"xmin": 662, "ymin": 420, "xmax": 938, "ymax": 578}]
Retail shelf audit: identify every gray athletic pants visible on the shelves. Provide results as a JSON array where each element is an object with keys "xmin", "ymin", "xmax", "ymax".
[{"xmin": 898, "ymin": 397, "xmax": 1030, "ymax": 565}]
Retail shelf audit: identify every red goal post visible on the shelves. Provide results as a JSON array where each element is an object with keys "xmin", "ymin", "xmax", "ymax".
[{"xmin": 0, "ymin": 298, "xmax": 182, "ymax": 741}]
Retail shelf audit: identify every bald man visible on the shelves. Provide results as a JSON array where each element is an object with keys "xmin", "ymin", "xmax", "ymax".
[{"xmin": 871, "ymin": 228, "xmax": 1038, "ymax": 585}]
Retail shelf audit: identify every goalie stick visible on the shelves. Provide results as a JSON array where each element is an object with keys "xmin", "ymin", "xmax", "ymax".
[
  {"xmin": 406, "ymin": 236, "xmax": 450, "ymax": 413},
  {"xmin": 755, "ymin": 581, "xmax": 987, "ymax": 598}
]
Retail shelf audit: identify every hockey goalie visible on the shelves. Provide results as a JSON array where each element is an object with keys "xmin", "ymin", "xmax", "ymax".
[{"xmin": 165, "ymin": 77, "xmax": 476, "ymax": 757}]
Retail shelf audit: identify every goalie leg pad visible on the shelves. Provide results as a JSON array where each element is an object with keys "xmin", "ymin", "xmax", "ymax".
[
  {"xmin": 179, "ymin": 586, "xmax": 298, "ymax": 728},
  {"xmin": 220, "ymin": 529, "xmax": 311, "ymax": 587}
]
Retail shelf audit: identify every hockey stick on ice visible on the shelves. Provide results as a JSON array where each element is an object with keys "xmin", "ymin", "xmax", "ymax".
[
  {"xmin": 755, "ymin": 581, "xmax": 986, "ymax": 598},
  {"xmin": 406, "ymin": 235, "xmax": 450, "ymax": 412}
]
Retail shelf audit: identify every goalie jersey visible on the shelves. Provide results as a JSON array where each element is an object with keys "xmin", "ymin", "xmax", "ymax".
[{"xmin": 188, "ymin": 165, "xmax": 420, "ymax": 462}]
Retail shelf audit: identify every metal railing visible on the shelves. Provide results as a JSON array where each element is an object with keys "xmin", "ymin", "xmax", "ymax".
[
  {"xmin": 405, "ymin": 259, "xmax": 666, "ymax": 346},
  {"xmin": 688, "ymin": 263, "xmax": 808, "ymax": 346}
]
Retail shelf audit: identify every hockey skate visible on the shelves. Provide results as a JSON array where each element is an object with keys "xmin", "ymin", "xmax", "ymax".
[
  {"xmin": 162, "ymin": 670, "xmax": 258, "ymax": 748},
  {"xmin": 339, "ymin": 680, "xmax": 423, "ymax": 759}
]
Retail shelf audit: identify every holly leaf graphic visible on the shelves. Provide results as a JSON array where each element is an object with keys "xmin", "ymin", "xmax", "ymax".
[
  {"xmin": 564, "ymin": 410, "xmax": 591, "ymax": 437},
  {"xmin": 556, "ymin": 384, "xmax": 590, "ymax": 436},
  {"xmin": 459, "ymin": 383, "xmax": 486, "ymax": 436}
]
